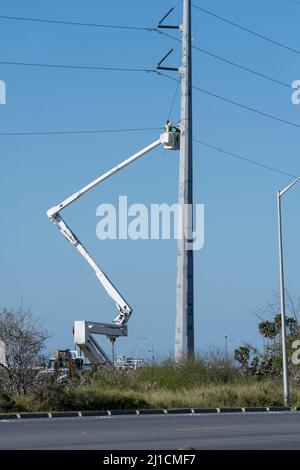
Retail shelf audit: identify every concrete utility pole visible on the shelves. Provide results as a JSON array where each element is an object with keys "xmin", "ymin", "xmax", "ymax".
[{"xmin": 175, "ymin": 0, "xmax": 194, "ymax": 360}]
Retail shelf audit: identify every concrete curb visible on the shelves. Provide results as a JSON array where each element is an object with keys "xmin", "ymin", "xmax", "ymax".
[
  {"xmin": 267, "ymin": 406, "xmax": 291, "ymax": 412},
  {"xmin": 81, "ymin": 411, "xmax": 108, "ymax": 417},
  {"xmin": 138, "ymin": 409, "xmax": 165, "ymax": 415},
  {"xmin": 0, "ymin": 414, "xmax": 19, "ymax": 420},
  {"xmin": 218, "ymin": 408, "xmax": 243, "ymax": 413},
  {"xmin": 110, "ymin": 409, "xmax": 137, "ymax": 416},
  {"xmin": 193, "ymin": 408, "xmax": 218, "ymax": 414},
  {"xmin": 51, "ymin": 412, "xmax": 80, "ymax": 418},
  {"xmin": 20, "ymin": 413, "xmax": 49, "ymax": 419},
  {"xmin": 243, "ymin": 407, "xmax": 268, "ymax": 413},
  {"xmin": 0, "ymin": 406, "xmax": 298, "ymax": 420},
  {"xmin": 166, "ymin": 408, "xmax": 193, "ymax": 414}
]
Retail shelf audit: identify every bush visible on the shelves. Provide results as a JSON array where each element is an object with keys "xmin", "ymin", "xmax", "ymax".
[{"xmin": 1, "ymin": 356, "xmax": 299, "ymax": 413}]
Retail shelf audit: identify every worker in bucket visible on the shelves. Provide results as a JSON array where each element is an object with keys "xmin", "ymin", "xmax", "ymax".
[{"xmin": 165, "ymin": 120, "xmax": 173, "ymax": 133}]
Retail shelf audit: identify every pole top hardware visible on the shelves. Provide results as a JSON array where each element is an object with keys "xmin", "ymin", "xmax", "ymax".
[
  {"xmin": 157, "ymin": 7, "xmax": 180, "ymax": 30},
  {"xmin": 157, "ymin": 48, "xmax": 179, "ymax": 73}
]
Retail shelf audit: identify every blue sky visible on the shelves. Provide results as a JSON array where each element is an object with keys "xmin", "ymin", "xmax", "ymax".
[{"xmin": 1, "ymin": 0, "xmax": 300, "ymax": 360}]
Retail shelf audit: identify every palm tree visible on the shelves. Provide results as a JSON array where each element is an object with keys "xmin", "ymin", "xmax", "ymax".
[
  {"xmin": 234, "ymin": 346, "xmax": 250, "ymax": 371},
  {"xmin": 258, "ymin": 321, "xmax": 276, "ymax": 352},
  {"xmin": 274, "ymin": 313, "xmax": 297, "ymax": 340},
  {"xmin": 286, "ymin": 317, "xmax": 297, "ymax": 336}
]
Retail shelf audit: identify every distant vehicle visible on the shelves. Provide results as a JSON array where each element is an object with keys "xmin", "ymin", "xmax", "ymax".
[
  {"xmin": 115, "ymin": 355, "xmax": 143, "ymax": 370},
  {"xmin": 46, "ymin": 349, "xmax": 84, "ymax": 376}
]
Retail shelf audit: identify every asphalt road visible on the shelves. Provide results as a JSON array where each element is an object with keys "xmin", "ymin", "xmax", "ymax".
[{"xmin": 0, "ymin": 412, "xmax": 300, "ymax": 450}]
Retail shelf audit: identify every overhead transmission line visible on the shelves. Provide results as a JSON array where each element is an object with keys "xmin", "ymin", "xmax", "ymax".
[
  {"xmin": 0, "ymin": 59, "xmax": 154, "ymax": 73},
  {"xmin": 167, "ymin": 79, "xmax": 181, "ymax": 121},
  {"xmin": 0, "ymin": 127, "xmax": 162, "ymax": 137},
  {"xmin": 192, "ymin": 45, "xmax": 290, "ymax": 89},
  {"xmin": 0, "ymin": 14, "xmax": 155, "ymax": 32},
  {"xmin": 156, "ymin": 72, "xmax": 300, "ymax": 132},
  {"xmin": 157, "ymin": 30, "xmax": 291, "ymax": 89},
  {"xmin": 0, "ymin": 40, "xmax": 289, "ymax": 90},
  {"xmin": 0, "ymin": 12, "xmax": 292, "ymax": 89},
  {"xmin": 0, "ymin": 6, "xmax": 297, "ymax": 178},
  {"xmin": 1, "ymin": 62, "xmax": 296, "ymax": 135},
  {"xmin": 192, "ymin": 3, "xmax": 300, "ymax": 56},
  {"xmin": 1, "ymin": 121, "xmax": 295, "ymax": 178},
  {"xmin": 193, "ymin": 138, "xmax": 298, "ymax": 179},
  {"xmin": 192, "ymin": 83, "xmax": 300, "ymax": 131},
  {"xmin": 177, "ymin": 102, "xmax": 296, "ymax": 178}
]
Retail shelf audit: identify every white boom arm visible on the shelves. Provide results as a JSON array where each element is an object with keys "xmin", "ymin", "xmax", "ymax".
[
  {"xmin": 74, "ymin": 321, "xmax": 117, "ymax": 365},
  {"xmin": 47, "ymin": 130, "xmax": 179, "ymax": 364}
]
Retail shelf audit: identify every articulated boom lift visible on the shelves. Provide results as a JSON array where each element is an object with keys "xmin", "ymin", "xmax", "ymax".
[{"xmin": 47, "ymin": 127, "xmax": 179, "ymax": 366}]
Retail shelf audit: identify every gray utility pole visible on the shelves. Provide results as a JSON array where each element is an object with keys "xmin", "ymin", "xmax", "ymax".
[
  {"xmin": 175, "ymin": 0, "xmax": 194, "ymax": 360},
  {"xmin": 156, "ymin": 1, "xmax": 194, "ymax": 360},
  {"xmin": 277, "ymin": 176, "xmax": 300, "ymax": 407}
]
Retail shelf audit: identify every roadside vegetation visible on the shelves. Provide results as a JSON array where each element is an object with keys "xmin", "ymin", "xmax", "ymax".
[
  {"xmin": 1, "ymin": 357, "xmax": 300, "ymax": 413},
  {"xmin": 1, "ymin": 298, "xmax": 300, "ymax": 413}
]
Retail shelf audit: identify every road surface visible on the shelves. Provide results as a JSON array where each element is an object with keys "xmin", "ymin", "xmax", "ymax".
[{"xmin": 0, "ymin": 412, "xmax": 300, "ymax": 449}]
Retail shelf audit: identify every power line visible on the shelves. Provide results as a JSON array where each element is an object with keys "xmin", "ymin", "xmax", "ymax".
[
  {"xmin": 157, "ymin": 72, "xmax": 300, "ymax": 132},
  {"xmin": 157, "ymin": 30, "xmax": 291, "ymax": 89},
  {"xmin": 167, "ymin": 79, "xmax": 181, "ymax": 121},
  {"xmin": 0, "ymin": 10, "xmax": 294, "ymax": 86},
  {"xmin": 0, "ymin": 27, "xmax": 290, "ymax": 89},
  {"xmin": 11, "ymin": 56, "xmax": 292, "ymax": 135},
  {"xmin": 0, "ymin": 127, "xmax": 162, "ymax": 137},
  {"xmin": 0, "ymin": 59, "xmax": 154, "ymax": 73},
  {"xmin": 192, "ymin": 45, "xmax": 291, "ymax": 89},
  {"xmin": 0, "ymin": 14, "xmax": 155, "ymax": 32},
  {"xmin": 2, "ymin": 123, "xmax": 295, "ymax": 178},
  {"xmin": 0, "ymin": 48, "xmax": 290, "ymax": 90},
  {"xmin": 192, "ymin": 84, "xmax": 300, "ymax": 131},
  {"xmin": 192, "ymin": 3, "xmax": 300, "ymax": 56},
  {"xmin": 193, "ymin": 137, "xmax": 298, "ymax": 178}
]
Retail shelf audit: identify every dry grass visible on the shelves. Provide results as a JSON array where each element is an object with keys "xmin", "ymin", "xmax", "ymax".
[
  {"xmin": 1, "ymin": 358, "xmax": 300, "ymax": 412},
  {"xmin": 1, "ymin": 381, "xmax": 300, "ymax": 413}
]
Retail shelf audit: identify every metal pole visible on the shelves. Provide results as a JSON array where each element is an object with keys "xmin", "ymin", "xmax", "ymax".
[
  {"xmin": 277, "ymin": 191, "xmax": 290, "ymax": 406},
  {"xmin": 111, "ymin": 338, "xmax": 116, "ymax": 367},
  {"xmin": 224, "ymin": 335, "xmax": 228, "ymax": 362},
  {"xmin": 175, "ymin": 0, "xmax": 194, "ymax": 360}
]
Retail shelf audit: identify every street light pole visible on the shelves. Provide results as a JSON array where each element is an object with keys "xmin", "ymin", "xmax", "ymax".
[
  {"xmin": 277, "ymin": 176, "xmax": 300, "ymax": 407},
  {"xmin": 224, "ymin": 335, "xmax": 228, "ymax": 362}
]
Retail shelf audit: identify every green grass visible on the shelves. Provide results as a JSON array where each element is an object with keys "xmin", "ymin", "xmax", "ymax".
[
  {"xmin": 2, "ymin": 382, "xmax": 300, "ymax": 413},
  {"xmin": 1, "ymin": 359, "xmax": 300, "ymax": 413}
]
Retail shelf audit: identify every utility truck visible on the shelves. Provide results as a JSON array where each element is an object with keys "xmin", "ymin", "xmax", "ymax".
[
  {"xmin": 47, "ymin": 349, "xmax": 84, "ymax": 375},
  {"xmin": 47, "ymin": 126, "xmax": 180, "ymax": 366}
]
